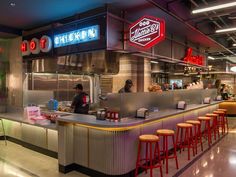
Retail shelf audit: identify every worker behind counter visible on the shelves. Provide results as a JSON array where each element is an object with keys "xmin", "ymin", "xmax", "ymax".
[
  {"xmin": 71, "ymin": 84, "xmax": 90, "ymax": 114},
  {"xmin": 118, "ymin": 79, "xmax": 133, "ymax": 93}
]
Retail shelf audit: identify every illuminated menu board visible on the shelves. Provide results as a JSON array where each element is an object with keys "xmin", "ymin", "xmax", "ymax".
[{"xmin": 54, "ymin": 25, "xmax": 100, "ymax": 48}]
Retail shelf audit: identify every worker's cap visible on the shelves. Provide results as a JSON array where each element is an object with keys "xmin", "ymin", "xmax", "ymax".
[
  {"xmin": 125, "ymin": 79, "xmax": 133, "ymax": 86},
  {"xmin": 74, "ymin": 83, "xmax": 83, "ymax": 90}
]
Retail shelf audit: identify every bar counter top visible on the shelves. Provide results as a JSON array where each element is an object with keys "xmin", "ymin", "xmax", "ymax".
[
  {"xmin": 0, "ymin": 101, "xmax": 222, "ymax": 130},
  {"xmin": 57, "ymin": 101, "xmax": 222, "ymax": 129},
  {"xmin": 0, "ymin": 112, "xmax": 57, "ymax": 130}
]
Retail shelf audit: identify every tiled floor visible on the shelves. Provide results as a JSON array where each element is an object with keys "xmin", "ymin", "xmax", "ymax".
[
  {"xmin": 0, "ymin": 118, "xmax": 235, "ymax": 177},
  {"xmin": 0, "ymin": 142, "xmax": 88, "ymax": 177}
]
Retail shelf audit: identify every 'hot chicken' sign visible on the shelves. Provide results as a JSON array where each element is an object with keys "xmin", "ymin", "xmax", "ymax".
[{"xmin": 129, "ymin": 15, "xmax": 165, "ymax": 49}]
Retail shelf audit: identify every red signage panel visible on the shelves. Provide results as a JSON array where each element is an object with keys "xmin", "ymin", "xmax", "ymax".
[
  {"xmin": 183, "ymin": 48, "xmax": 205, "ymax": 66},
  {"xmin": 129, "ymin": 15, "xmax": 165, "ymax": 49}
]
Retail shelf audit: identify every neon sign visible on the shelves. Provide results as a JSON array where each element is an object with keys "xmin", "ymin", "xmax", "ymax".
[
  {"xmin": 21, "ymin": 35, "xmax": 52, "ymax": 56},
  {"xmin": 54, "ymin": 25, "xmax": 99, "ymax": 48},
  {"xmin": 183, "ymin": 48, "xmax": 204, "ymax": 66},
  {"xmin": 129, "ymin": 15, "xmax": 165, "ymax": 49}
]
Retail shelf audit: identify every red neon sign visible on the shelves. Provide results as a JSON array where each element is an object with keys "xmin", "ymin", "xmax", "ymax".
[
  {"xmin": 183, "ymin": 48, "xmax": 204, "ymax": 66},
  {"xmin": 40, "ymin": 38, "xmax": 47, "ymax": 49},
  {"xmin": 30, "ymin": 40, "xmax": 36, "ymax": 50},
  {"xmin": 21, "ymin": 42, "xmax": 27, "ymax": 52},
  {"xmin": 21, "ymin": 35, "xmax": 52, "ymax": 56},
  {"xmin": 129, "ymin": 15, "xmax": 165, "ymax": 49}
]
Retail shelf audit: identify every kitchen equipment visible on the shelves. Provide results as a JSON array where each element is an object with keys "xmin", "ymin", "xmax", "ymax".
[
  {"xmin": 176, "ymin": 101, "xmax": 186, "ymax": 110},
  {"xmin": 215, "ymin": 95, "xmax": 222, "ymax": 101},
  {"xmin": 203, "ymin": 97, "xmax": 211, "ymax": 104},
  {"xmin": 136, "ymin": 108, "xmax": 149, "ymax": 118},
  {"xmin": 96, "ymin": 109, "xmax": 106, "ymax": 120}
]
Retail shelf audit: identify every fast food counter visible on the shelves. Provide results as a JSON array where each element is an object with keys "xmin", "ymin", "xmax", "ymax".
[
  {"xmin": 0, "ymin": 89, "xmax": 222, "ymax": 176},
  {"xmin": 57, "ymin": 101, "xmax": 222, "ymax": 176}
]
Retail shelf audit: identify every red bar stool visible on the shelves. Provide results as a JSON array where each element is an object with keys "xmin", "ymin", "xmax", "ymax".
[
  {"xmin": 176, "ymin": 123, "xmax": 195, "ymax": 160},
  {"xmin": 205, "ymin": 113, "xmax": 220, "ymax": 140},
  {"xmin": 213, "ymin": 110, "xmax": 226, "ymax": 134},
  {"xmin": 217, "ymin": 108, "xmax": 228, "ymax": 133},
  {"xmin": 135, "ymin": 134, "xmax": 163, "ymax": 177},
  {"xmin": 156, "ymin": 129, "xmax": 178, "ymax": 174},
  {"xmin": 198, "ymin": 116, "xmax": 212, "ymax": 147},
  {"xmin": 185, "ymin": 120, "xmax": 203, "ymax": 154}
]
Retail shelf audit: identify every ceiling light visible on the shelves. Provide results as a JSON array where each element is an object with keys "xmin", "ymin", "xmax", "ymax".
[
  {"xmin": 150, "ymin": 61, "xmax": 159, "ymax": 64},
  {"xmin": 208, "ymin": 56, "xmax": 215, "ymax": 60},
  {"xmin": 233, "ymin": 44, "xmax": 236, "ymax": 47},
  {"xmin": 230, "ymin": 66, "xmax": 236, "ymax": 72},
  {"xmin": 216, "ymin": 27, "xmax": 236, "ymax": 33},
  {"xmin": 10, "ymin": 2, "xmax": 16, "ymax": 7},
  {"xmin": 192, "ymin": 2, "xmax": 236, "ymax": 14}
]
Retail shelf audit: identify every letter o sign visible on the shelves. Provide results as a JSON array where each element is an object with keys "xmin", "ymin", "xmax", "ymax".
[{"xmin": 30, "ymin": 38, "xmax": 40, "ymax": 54}]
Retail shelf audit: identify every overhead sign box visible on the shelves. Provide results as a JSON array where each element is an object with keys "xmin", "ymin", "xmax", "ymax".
[{"xmin": 129, "ymin": 15, "xmax": 165, "ymax": 49}]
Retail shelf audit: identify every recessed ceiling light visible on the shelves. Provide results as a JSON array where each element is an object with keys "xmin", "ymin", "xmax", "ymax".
[
  {"xmin": 233, "ymin": 43, "xmax": 236, "ymax": 47},
  {"xmin": 10, "ymin": 2, "xmax": 16, "ymax": 7}
]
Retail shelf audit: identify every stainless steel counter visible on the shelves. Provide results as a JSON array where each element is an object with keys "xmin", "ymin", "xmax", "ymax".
[
  {"xmin": 0, "ymin": 101, "xmax": 222, "ymax": 130},
  {"xmin": 0, "ymin": 112, "xmax": 57, "ymax": 130},
  {"xmin": 57, "ymin": 101, "xmax": 223, "ymax": 128}
]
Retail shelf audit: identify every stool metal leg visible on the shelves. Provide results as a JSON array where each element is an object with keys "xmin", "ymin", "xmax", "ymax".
[{"xmin": 0, "ymin": 119, "xmax": 7, "ymax": 146}]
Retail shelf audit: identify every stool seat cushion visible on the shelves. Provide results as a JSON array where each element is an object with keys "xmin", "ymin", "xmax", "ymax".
[
  {"xmin": 205, "ymin": 113, "xmax": 218, "ymax": 117},
  {"xmin": 198, "ymin": 116, "xmax": 211, "ymax": 121},
  {"xmin": 177, "ymin": 123, "xmax": 193, "ymax": 128},
  {"xmin": 186, "ymin": 120, "xmax": 200, "ymax": 125},
  {"xmin": 156, "ymin": 129, "xmax": 174, "ymax": 135},
  {"xmin": 139, "ymin": 134, "xmax": 159, "ymax": 142},
  {"xmin": 213, "ymin": 111, "xmax": 225, "ymax": 114},
  {"xmin": 216, "ymin": 109, "xmax": 227, "ymax": 112}
]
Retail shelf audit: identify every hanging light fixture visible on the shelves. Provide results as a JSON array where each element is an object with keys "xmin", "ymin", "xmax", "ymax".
[
  {"xmin": 196, "ymin": 68, "xmax": 202, "ymax": 77},
  {"xmin": 184, "ymin": 67, "xmax": 190, "ymax": 76}
]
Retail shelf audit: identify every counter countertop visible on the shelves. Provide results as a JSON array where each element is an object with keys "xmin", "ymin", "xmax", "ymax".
[
  {"xmin": 0, "ymin": 112, "xmax": 57, "ymax": 130},
  {"xmin": 0, "ymin": 101, "xmax": 222, "ymax": 129},
  {"xmin": 57, "ymin": 101, "xmax": 222, "ymax": 128}
]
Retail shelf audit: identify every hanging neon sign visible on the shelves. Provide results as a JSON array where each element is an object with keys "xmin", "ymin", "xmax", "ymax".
[
  {"xmin": 183, "ymin": 48, "xmax": 205, "ymax": 66},
  {"xmin": 129, "ymin": 15, "xmax": 165, "ymax": 49},
  {"xmin": 54, "ymin": 25, "xmax": 99, "ymax": 48},
  {"xmin": 21, "ymin": 35, "xmax": 52, "ymax": 56}
]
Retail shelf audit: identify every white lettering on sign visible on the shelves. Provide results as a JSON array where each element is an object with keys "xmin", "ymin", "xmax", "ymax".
[
  {"xmin": 129, "ymin": 16, "xmax": 165, "ymax": 49},
  {"xmin": 53, "ymin": 25, "xmax": 99, "ymax": 48}
]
